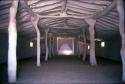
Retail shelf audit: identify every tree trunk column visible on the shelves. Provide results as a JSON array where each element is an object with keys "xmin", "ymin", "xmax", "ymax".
[
  {"xmin": 85, "ymin": 19, "xmax": 97, "ymax": 66},
  {"xmin": 49, "ymin": 35, "xmax": 52, "ymax": 58},
  {"xmin": 74, "ymin": 37, "xmax": 77, "ymax": 56},
  {"xmin": 51, "ymin": 37, "xmax": 54, "ymax": 56},
  {"xmin": 76, "ymin": 37, "xmax": 79, "ymax": 57},
  {"xmin": 55, "ymin": 37, "xmax": 58, "ymax": 55},
  {"xmin": 31, "ymin": 16, "xmax": 41, "ymax": 67},
  {"xmin": 78, "ymin": 41, "xmax": 80, "ymax": 58},
  {"xmin": 82, "ymin": 29, "xmax": 87, "ymax": 61},
  {"xmin": 53, "ymin": 37, "xmax": 56, "ymax": 56},
  {"xmin": 116, "ymin": 0, "xmax": 125, "ymax": 82},
  {"xmin": 45, "ymin": 28, "xmax": 49, "ymax": 61},
  {"xmin": 8, "ymin": 0, "xmax": 19, "ymax": 83}
]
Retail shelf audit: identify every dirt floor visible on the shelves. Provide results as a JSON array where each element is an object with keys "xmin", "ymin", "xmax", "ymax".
[{"xmin": 1, "ymin": 56, "xmax": 122, "ymax": 84}]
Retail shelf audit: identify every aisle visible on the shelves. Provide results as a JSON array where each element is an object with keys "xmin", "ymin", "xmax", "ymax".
[{"xmin": 13, "ymin": 56, "xmax": 122, "ymax": 84}]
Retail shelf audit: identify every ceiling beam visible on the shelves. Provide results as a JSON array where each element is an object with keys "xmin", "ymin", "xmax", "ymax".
[
  {"xmin": 0, "ymin": 1, "xmax": 12, "ymax": 6},
  {"xmin": 49, "ymin": 26, "xmax": 82, "ymax": 29},
  {"xmin": 61, "ymin": 0, "xmax": 67, "ymax": 13},
  {"xmin": 37, "ymin": 14, "xmax": 92, "ymax": 19},
  {"xmin": 99, "ymin": 18, "xmax": 118, "ymax": 26},
  {"xmin": 20, "ymin": 0, "xmax": 117, "ymax": 20},
  {"xmin": 94, "ymin": 0, "xmax": 116, "ymax": 18},
  {"xmin": 97, "ymin": 20, "xmax": 119, "ymax": 29}
]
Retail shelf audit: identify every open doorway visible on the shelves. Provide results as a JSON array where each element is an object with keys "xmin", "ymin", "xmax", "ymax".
[{"xmin": 57, "ymin": 37, "xmax": 74, "ymax": 55}]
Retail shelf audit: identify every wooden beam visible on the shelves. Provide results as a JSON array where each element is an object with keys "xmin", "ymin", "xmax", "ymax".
[
  {"xmin": 20, "ymin": 0, "xmax": 115, "ymax": 20},
  {"xmin": 0, "ymin": 8, "xmax": 9, "ymax": 16},
  {"xmin": 99, "ymin": 18, "xmax": 118, "ymax": 27},
  {"xmin": 96, "ymin": 23, "xmax": 118, "ymax": 32},
  {"xmin": 61, "ymin": 0, "xmax": 67, "ymax": 13},
  {"xmin": 0, "ymin": 1, "xmax": 12, "ymax": 6},
  {"xmin": 37, "ymin": 14, "xmax": 92, "ymax": 19},
  {"xmin": 50, "ymin": 26, "xmax": 82, "ymax": 29},
  {"xmin": 116, "ymin": 0, "xmax": 125, "ymax": 82},
  {"xmin": 20, "ymin": 0, "xmax": 34, "ymax": 17},
  {"xmin": 31, "ymin": 16, "xmax": 41, "ymax": 67},
  {"xmin": 94, "ymin": 0, "xmax": 116, "ymax": 18},
  {"xmin": 8, "ymin": 0, "xmax": 19, "ymax": 83},
  {"xmin": 85, "ymin": 19, "xmax": 97, "ymax": 66},
  {"xmin": 70, "ymin": 0, "xmax": 103, "ymax": 10},
  {"xmin": 102, "ymin": 15, "xmax": 119, "ymax": 24},
  {"xmin": 97, "ymin": 20, "xmax": 118, "ymax": 30},
  {"xmin": 68, "ymin": 4, "xmax": 95, "ymax": 14}
]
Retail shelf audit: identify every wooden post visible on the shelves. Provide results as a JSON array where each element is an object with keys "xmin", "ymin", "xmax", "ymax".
[
  {"xmin": 116, "ymin": 0, "xmax": 125, "ymax": 82},
  {"xmin": 55, "ymin": 37, "xmax": 58, "ymax": 55},
  {"xmin": 48, "ymin": 36, "xmax": 50, "ymax": 57},
  {"xmin": 85, "ymin": 19, "xmax": 97, "ymax": 66},
  {"xmin": 31, "ymin": 16, "xmax": 41, "ymax": 67},
  {"xmin": 50, "ymin": 37, "xmax": 52, "ymax": 56},
  {"xmin": 45, "ymin": 28, "xmax": 49, "ymax": 61},
  {"xmin": 53, "ymin": 37, "xmax": 56, "ymax": 56},
  {"xmin": 82, "ymin": 29, "xmax": 87, "ymax": 61},
  {"xmin": 19, "ymin": 0, "xmax": 41, "ymax": 66},
  {"xmin": 48, "ymin": 35, "xmax": 52, "ymax": 58},
  {"xmin": 76, "ymin": 37, "xmax": 79, "ymax": 57},
  {"xmin": 51, "ymin": 37, "xmax": 54, "ymax": 56},
  {"xmin": 74, "ymin": 37, "xmax": 77, "ymax": 56},
  {"xmin": 78, "ymin": 41, "xmax": 80, "ymax": 58},
  {"xmin": 76, "ymin": 40, "xmax": 79, "ymax": 57},
  {"xmin": 8, "ymin": 0, "xmax": 19, "ymax": 83}
]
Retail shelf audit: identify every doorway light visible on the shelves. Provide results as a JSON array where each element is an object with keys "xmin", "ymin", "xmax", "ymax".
[
  {"xmin": 58, "ymin": 44, "xmax": 73, "ymax": 55},
  {"xmin": 62, "ymin": 50, "xmax": 73, "ymax": 55}
]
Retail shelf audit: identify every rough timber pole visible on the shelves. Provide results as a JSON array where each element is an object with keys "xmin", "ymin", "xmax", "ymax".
[
  {"xmin": 49, "ymin": 35, "xmax": 52, "ymax": 58},
  {"xmin": 8, "ymin": 0, "xmax": 19, "ymax": 83},
  {"xmin": 31, "ymin": 16, "xmax": 41, "ymax": 67},
  {"xmin": 116, "ymin": 0, "xmax": 125, "ymax": 82},
  {"xmin": 85, "ymin": 19, "xmax": 97, "ymax": 66},
  {"xmin": 52, "ymin": 37, "xmax": 54, "ymax": 56},
  {"xmin": 19, "ymin": 0, "xmax": 41, "ymax": 66},
  {"xmin": 76, "ymin": 37, "xmax": 80, "ymax": 57},
  {"xmin": 45, "ymin": 28, "xmax": 49, "ymax": 61},
  {"xmin": 78, "ymin": 41, "xmax": 80, "ymax": 58},
  {"xmin": 82, "ymin": 29, "xmax": 87, "ymax": 61},
  {"xmin": 51, "ymin": 37, "xmax": 54, "ymax": 56}
]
